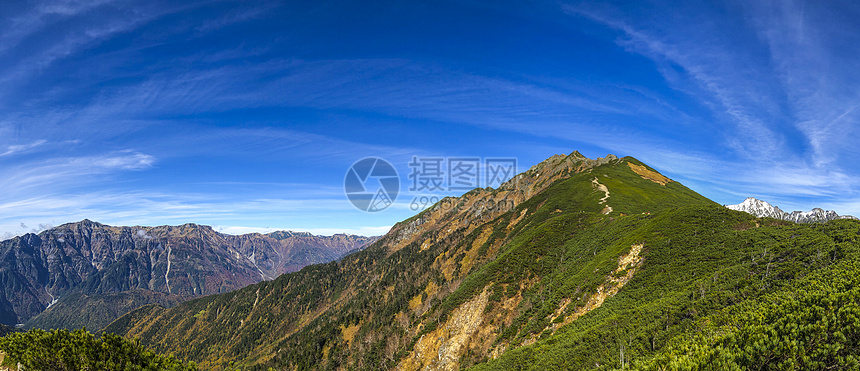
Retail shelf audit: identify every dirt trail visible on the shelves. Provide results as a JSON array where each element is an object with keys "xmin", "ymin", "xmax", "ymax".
[
  {"xmin": 592, "ymin": 178, "xmax": 613, "ymax": 214},
  {"xmin": 165, "ymin": 245, "xmax": 172, "ymax": 294}
]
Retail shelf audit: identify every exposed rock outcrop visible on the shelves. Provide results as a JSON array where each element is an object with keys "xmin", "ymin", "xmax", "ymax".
[{"xmin": 399, "ymin": 289, "xmax": 490, "ymax": 371}]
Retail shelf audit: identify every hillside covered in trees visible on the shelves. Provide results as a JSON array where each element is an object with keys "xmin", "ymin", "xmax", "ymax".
[{"xmin": 0, "ymin": 328, "xmax": 197, "ymax": 370}]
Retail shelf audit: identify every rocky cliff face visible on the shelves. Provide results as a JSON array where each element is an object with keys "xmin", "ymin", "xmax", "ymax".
[
  {"xmin": 0, "ymin": 221, "xmax": 377, "ymax": 328},
  {"xmin": 726, "ymin": 197, "xmax": 857, "ymax": 223}
]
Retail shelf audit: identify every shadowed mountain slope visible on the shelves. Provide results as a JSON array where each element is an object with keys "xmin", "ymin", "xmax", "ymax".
[{"xmin": 0, "ymin": 221, "xmax": 377, "ymax": 330}]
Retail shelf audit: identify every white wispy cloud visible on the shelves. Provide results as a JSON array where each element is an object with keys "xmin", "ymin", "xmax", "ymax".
[
  {"xmin": 0, "ymin": 139, "xmax": 47, "ymax": 156},
  {"xmin": 0, "ymin": 1, "xmax": 203, "ymax": 102},
  {"xmin": 564, "ymin": 4, "xmax": 788, "ymax": 162},
  {"xmin": 0, "ymin": 0, "xmax": 119, "ymax": 54},
  {"xmin": 193, "ymin": 3, "xmax": 276, "ymax": 33},
  {"xmin": 742, "ymin": 0, "xmax": 860, "ymax": 168},
  {"xmin": 0, "ymin": 150, "xmax": 155, "ymax": 197},
  {"xmin": 66, "ymin": 150, "xmax": 155, "ymax": 170}
]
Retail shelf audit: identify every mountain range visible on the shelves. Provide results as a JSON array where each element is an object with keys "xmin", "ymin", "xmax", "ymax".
[
  {"xmin": 725, "ymin": 197, "xmax": 857, "ymax": 223},
  {"xmin": 0, "ymin": 221, "xmax": 377, "ymax": 330},
  {"xmin": 4, "ymin": 151, "xmax": 860, "ymax": 370}
]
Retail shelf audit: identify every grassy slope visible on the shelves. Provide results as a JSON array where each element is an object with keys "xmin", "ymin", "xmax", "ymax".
[
  {"xmin": 469, "ymin": 210, "xmax": 860, "ymax": 370},
  {"xmin": 433, "ymin": 158, "xmax": 716, "ymax": 368}
]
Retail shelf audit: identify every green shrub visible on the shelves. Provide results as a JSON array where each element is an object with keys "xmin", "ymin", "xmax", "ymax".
[{"xmin": 0, "ymin": 328, "xmax": 196, "ymax": 371}]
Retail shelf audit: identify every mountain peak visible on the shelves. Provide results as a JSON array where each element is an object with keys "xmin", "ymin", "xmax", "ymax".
[
  {"xmin": 568, "ymin": 150, "xmax": 593, "ymax": 160},
  {"xmin": 266, "ymin": 230, "xmax": 315, "ymax": 239},
  {"xmin": 72, "ymin": 219, "xmax": 104, "ymax": 227},
  {"xmin": 519, "ymin": 152, "xmax": 618, "ymax": 180}
]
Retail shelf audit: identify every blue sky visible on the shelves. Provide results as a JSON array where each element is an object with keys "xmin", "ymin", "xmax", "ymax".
[{"xmin": 1, "ymin": 0, "xmax": 859, "ymax": 238}]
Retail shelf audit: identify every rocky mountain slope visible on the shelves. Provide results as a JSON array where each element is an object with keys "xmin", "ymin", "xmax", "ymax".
[
  {"xmin": 726, "ymin": 197, "xmax": 857, "ymax": 223},
  {"xmin": 104, "ymin": 151, "xmax": 860, "ymax": 370},
  {"xmin": 104, "ymin": 151, "xmax": 724, "ymax": 369},
  {"xmin": 0, "ymin": 222, "xmax": 377, "ymax": 330}
]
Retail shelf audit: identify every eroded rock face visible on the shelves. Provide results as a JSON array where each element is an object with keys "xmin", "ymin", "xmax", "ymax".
[
  {"xmin": 0, "ymin": 220, "xmax": 378, "ymax": 327},
  {"xmin": 399, "ymin": 289, "xmax": 490, "ymax": 371}
]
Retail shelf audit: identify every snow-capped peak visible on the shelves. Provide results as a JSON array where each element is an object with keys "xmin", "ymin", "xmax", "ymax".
[
  {"xmin": 725, "ymin": 197, "xmax": 857, "ymax": 223},
  {"xmin": 725, "ymin": 197, "xmax": 785, "ymax": 219}
]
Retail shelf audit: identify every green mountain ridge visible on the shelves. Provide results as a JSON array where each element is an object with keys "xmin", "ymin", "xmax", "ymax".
[
  {"xmin": 92, "ymin": 151, "xmax": 860, "ymax": 370},
  {"xmin": 97, "ymin": 153, "xmax": 682, "ymax": 366}
]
